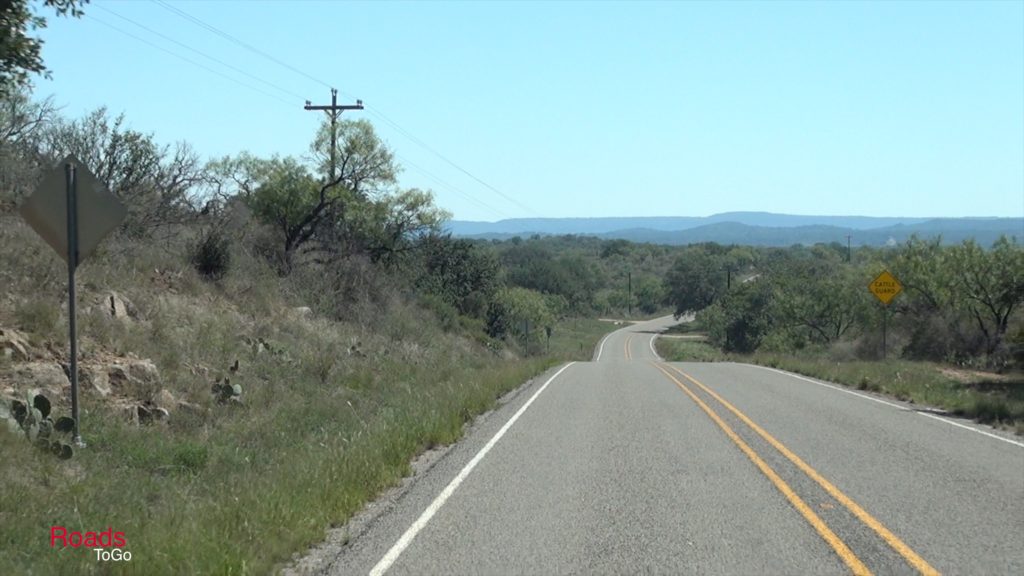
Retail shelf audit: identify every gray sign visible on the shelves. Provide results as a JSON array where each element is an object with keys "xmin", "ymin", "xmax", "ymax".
[{"xmin": 19, "ymin": 155, "xmax": 126, "ymax": 263}]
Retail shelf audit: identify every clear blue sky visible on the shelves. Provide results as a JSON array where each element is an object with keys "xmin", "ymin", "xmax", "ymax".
[{"xmin": 35, "ymin": 0, "xmax": 1024, "ymax": 222}]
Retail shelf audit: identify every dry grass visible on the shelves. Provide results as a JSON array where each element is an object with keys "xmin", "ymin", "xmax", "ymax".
[{"xmin": 0, "ymin": 214, "xmax": 617, "ymax": 574}]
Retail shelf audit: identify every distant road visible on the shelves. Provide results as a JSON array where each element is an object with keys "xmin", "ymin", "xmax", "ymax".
[{"xmin": 322, "ymin": 316, "xmax": 1024, "ymax": 575}]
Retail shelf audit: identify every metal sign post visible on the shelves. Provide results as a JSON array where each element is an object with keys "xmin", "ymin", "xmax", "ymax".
[
  {"xmin": 882, "ymin": 306, "xmax": 888, "ymax": 360},
  {"xmin": 64, "ymin": 163, "xmax": 82, "ymax": 446}
]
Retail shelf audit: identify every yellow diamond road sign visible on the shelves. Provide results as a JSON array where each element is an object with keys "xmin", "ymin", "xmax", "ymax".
[
  {"xmin": 869, "ymin": 270, "xmax": 903, "ymax": 305},
  {"xmin": 19, "ymin": 155, "xmax": 126, "ymax": 265}
]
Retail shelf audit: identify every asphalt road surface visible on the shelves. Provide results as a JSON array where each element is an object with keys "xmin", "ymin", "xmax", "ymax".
[{"xmin": 320, "ymin": 316, "xmax": 1024, "ymax": 575}]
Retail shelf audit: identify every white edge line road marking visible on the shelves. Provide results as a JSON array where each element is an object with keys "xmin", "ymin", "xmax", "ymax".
[
  {"xmin": 594, "ymin": 332, "xmax": 613, "ymax": 362},
  {"xmin": 749, "ymin": 364, "xmax": 1024, "ymax": 449},
  {"xmin": 649, "ymin": 333, "xmax": 661, "ymax": 360},
  {"xmin": 916, "ymin": 411, "xmax": 1024, "ymax": 447},
  {"xmin": 755, "ymin": 365, "xmax": 906, "ymax": 409},
  {"xmin": 369, "ymin": 362, "xmax": 577, "ymax": 576}
]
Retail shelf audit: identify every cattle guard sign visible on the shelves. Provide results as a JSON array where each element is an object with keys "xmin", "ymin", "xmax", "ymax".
[{"xmin": 868, "ymin": 270, "xmax": 903, "ymax": 359}]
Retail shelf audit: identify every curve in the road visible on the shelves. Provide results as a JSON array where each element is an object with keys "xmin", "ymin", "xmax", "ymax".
[{"xmin": 320, "ymin": 315, "xmax": 1022, "ymax": 576}]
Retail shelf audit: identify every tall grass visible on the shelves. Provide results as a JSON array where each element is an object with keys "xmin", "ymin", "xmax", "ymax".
[
  {"xmin": 1, "ymin": 245, "xmax": 614, "ymax": 576},
  {"xmin": 0, "ymin": 316, "xmax": 602, "ymax": 575},
  {"xmin": 1, "ymin": 211, "xmax": 626, "ymax": 574}
]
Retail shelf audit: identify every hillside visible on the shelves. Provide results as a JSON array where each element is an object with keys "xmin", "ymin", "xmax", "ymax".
[
  {"xmin": 0, "ymin": 211, "xmax": 621, "ymax": 574},
  {"xmin": 449, "ymin": 214, "xmax": 1023, "ymax": 246}
]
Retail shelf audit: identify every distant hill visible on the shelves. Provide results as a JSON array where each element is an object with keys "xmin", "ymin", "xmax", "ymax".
[{"xmin": 447, "ymin": 213, "xmax": 1022, "ymax": 246}]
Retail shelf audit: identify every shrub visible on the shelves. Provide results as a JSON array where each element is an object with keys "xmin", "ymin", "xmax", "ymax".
[
  {"xmin": 189, "ymin": 229, "xmax": 232, "ymax": 281},
  {"xmin": 421, "ymin": 294, "xmax": 459, "ymax": 333},
  {"xmin": 1009, "ymin": 326, "xmax": 1024, "ymax": 370},
  {"xmin": 13, "ymin": 297, "xmax": 61, "ymax": 341}
]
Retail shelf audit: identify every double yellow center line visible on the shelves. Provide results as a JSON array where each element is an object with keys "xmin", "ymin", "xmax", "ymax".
[
  {"xmin": 651, "ymin": 362, "xmax": 939, "ymax": 576},
  {"xmin": 624, "ymin": 335, "xmax": 634, "ymax": 360}
]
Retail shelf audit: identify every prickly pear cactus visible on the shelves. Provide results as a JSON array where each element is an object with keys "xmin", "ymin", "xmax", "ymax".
[
  {"xmin": 211, "ymin": 377, "xmax": 242, "ymax": 404},
  {"xmin": 0, "ymin": 393, "xmax": 75, "ymax": 459}
]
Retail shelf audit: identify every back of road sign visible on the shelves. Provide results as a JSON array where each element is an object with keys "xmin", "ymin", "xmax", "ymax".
[{"xmin": 18, "ymin": 156, "xmax": 127, "ymax": 264}]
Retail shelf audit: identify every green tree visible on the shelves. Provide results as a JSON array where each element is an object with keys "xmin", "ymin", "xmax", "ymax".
[
  {"xmin": 486, "ymin": 287, "xmax": 553, "ymax": 352},
  {"xmin": 664, "ymin": 246, "xmax": 727, "ymax": 317},
  {"xmin": 890, "ymin": 236, "xmax": 950, "ymax": 313},
  {"xmin": 415, "ymin": 235, "xmax": 499, "ymax": 317},
  {"xmin": 0, "ymin": 85, "xmax": 57, "ymax": 208},
  {"xmin": 1, "ymin": 0, "xmax": 88, "ymax": 95},
  {"xmin": 888, "ymin": 236, "xmax": 964, "ymax": 360},
  {"xmin": 309, "ymin": 118, "xmax": 399, "ymax": 194},
  {"xmin": 699, "ymin": 280, "xmax": 775, "ymax": 353},
  {"xmin": 42, "ymin": 106, "xmax": 204, "ymax": 235},
  {"xmin": 769, "ymin": 260, "xmax": 868, "ymax": 346},
  {"xmin": 348, "ymin": 187, "xmax": 451, "ymax": 266},
  {"xmin": 600, "ymin": 239, "xmax": 632, "ymax": 259},
  {"xmin": 634, "ymin": 275, "xmax": 665, "ymax": 314},
  {"xmin": 207, "ymin": 153, "xmax": 332, "ymax": 268},
  {"xmin": 947, "ymin": 237, "xmax": 1024, "ymax": 356}
]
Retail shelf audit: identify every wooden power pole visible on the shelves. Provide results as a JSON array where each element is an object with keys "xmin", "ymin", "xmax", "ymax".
[{"xmin": 304, "ymin": 88, "xmax": 364, "ymax": 181}]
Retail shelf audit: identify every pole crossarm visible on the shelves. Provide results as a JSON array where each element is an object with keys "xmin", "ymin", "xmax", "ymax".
[{"xmin": 304, "ymin": 88, "xmax": 364, "ymax": 182}]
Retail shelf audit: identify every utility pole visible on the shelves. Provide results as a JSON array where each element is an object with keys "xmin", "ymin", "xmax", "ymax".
[{"xmin": 304, "ymin": 88, "xmax": 364, "ymax": 181}]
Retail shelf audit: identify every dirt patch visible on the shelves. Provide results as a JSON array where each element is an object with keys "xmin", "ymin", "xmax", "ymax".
[{"xmin": 940, "ymin": 367, "xmax": 1013, "ymax": 384}]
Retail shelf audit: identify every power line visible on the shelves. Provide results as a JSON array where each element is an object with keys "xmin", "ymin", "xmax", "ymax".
[
  {"xmin": 395, "ymin": 152, "xmax": 509, "ymax": 219},
  {"xmin": 363, "ymin": 106, "xmax": 540, "ymax": 216},
  {"xmin": 147, "ymin": 0, "xmax": 539, "ymax": 218},
  {"xmin": 151, "ymin": 0, "xmax": 332, "ymax": 90},
  {"xmin": 91, "ymin": 4, "xmax": 502, "ymax": 219},
  {"xmin": 326, "ymin": 89, "xmax": 537, "ymax": 216},
  {"xmin": 94, "ymin": 3, "xmax": 305, "ymax": 102},
  {"xmin": 86, "ymin": 14, "xmax": 295, "ymax": 108}
]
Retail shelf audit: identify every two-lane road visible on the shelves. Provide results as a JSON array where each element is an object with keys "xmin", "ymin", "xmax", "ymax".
[{"xmin": 318, "ymin": 316, "xmax": 1024, "ymax": 575}]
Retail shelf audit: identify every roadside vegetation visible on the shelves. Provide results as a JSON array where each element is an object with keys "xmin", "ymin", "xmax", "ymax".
[
  {"xmin": 0, "ymin": 206, "xmax": 621, "ymax": 574},
  {"xmin": 658, "ymin": 329, "xmax": 1024, "ymax": 436},
  {"xmin": 2, "ymin": 12, "xmax": 1021, "ymax": 572},
  {"xmin": 0, "ymin": 71, "xmax": 649, "ymax": 574}
]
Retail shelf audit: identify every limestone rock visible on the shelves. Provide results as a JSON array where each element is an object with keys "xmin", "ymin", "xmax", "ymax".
[
  {"xmin": 128, "ymin": 360, "xmax": 160, "ymax": 384},
  {"xmin": 0, "ymin": 328, "xmax": 31, "ymax": 361},
  {"xmin": 79, "ymin": 366, "xmax": 112, "ymax": 397},
  {"xmin": 105, "ymin": 360, "xmax": 160, "ymax": 399},
  {"xmin": 177, "ymin": 399, "xmax": 202, "ymax": 414},
  {"xmin": 15, "ymin": 362, "xmax": 69, "ymax": 398},
  {"xmin": 153, "ymin": 389, "xmax": 176, "ymax": 412},
  {"xmin": 107, "ymin": 364, "xmax": 131, "ymax": 391},
  {"xmin": 100, "ymin": 291, "xmax": 136, "ymax": 321}
]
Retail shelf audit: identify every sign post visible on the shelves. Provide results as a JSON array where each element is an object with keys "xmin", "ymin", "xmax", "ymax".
[
  {"xmin": 65, "ymin": 163, "xmax": 81, "ymax": 445},
  {"xmin": 19, "ymin": 156, "xmax": 126, "ymax": 446},
  {"xmin": 868, "ymin": 270, "xmax": 903, "ymax": 359}
]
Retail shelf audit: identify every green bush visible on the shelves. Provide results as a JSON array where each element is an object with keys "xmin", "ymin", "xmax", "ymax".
[
  {"xmin": 421, "ymin": 294, "xmax": 460, "ymax": 333},
  {"xmin": 189, "ymin": 229, "xmax": 232, "ymax": 281}
]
